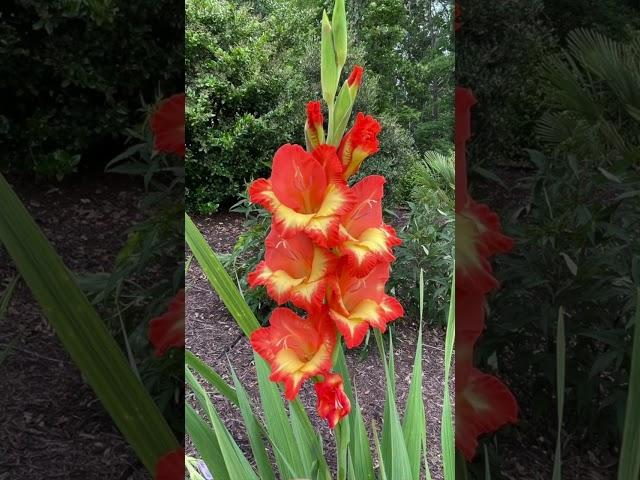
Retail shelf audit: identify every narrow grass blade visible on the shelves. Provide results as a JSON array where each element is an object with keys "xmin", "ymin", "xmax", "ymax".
[
  {"xmin": 403, "ymin": 269, "xmax": 427, "ymax": 480},
  {"xmin": 186, "ymin": 366, "xmax": 258, "ymax": 479},
  {"xmin": 255, "ymin": 353, "xmax": 305, "ymax": 478},
  {"xmin": 484, "ymin": 445, "xmax": 492, "ymax": 479},
  {"xmin": 617, "ymin": 286, "xmax": 640, "ymax": 480},
  {"xmin": 336, "ymin": 411, "xmax": 351, "ymax": 480},
  {"xmin": 372, "ymin": 420, "xmax": 388, "ymax": 480},
  {"xmin": 455, "ymin": 449, "xmax": 469, "ymax": 480},
  {"xmin": 422, "ymin": 434, "xmax": 433, "ymax": 480},
  {"xmin": 0, "ymin": 173, "xmax": 178, "ymax": 473},
  {"xmin": 553, "ymin": 306, "xmax": 566, "ymax": 480},
  {"xmin": 229, "ymin": 363, "xmax": 277, "ymax": 480},
  {"xmin": 289, "ymin": 404, "xmax": 316, "ymax": 475},
  {"xmin": 375, "ymin": 332, "xmax": 392, "ymax": 478},
  {"xmin": 441, "ymin": 276, "xmax": 455, "ymax": 480},
  {"xmin": 185, "ymin": 404, "xmax": 229, "ymax": 480},
  {"xmin": 290, "ymin": 399, "xmax": 331, "ymax": 479},
  {"xmin": 185, "ymin": 213, "xmax": 259, "ymax": 337},
  {"xmin": 209, "ymin": 395, "xmax": 260, "ymax": 480},
  {"xmin": 374, "ymin": 329, "xmax": 413, "ymax": 479},
  {"xmin": 186, "ymin": 350, "xmax": 239, "ymax": 407},
  {"xmin": 185, "ymin": 458, "xmax": 207, "ymax": 480},
  {"xmin": 348, "ymin": 390, "xmax": 375, "ymax": 480},
  {"xmin": 333, "ymin": 341, "xmax": 374, "ymax": 480},
  {"xmin": 0, "ymin": 274, "xmax": 19, "ymax": 320}
]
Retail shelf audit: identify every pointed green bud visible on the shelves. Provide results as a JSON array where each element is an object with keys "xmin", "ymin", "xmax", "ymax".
[
  {"xmin": 321, "ymin": 10, "xmax": 338, "ymax": 105},
  {"xmin": 332, "ymin": 0, "xmax": 347, "ymax": 70},
  {"xmin": 329, "ymin": 80, "xmax": 353, "ymax": 146}
]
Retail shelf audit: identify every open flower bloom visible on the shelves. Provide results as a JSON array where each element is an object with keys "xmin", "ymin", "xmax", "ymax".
[
  {"xmin": 249, "ymin": 144, "xmax": 353, "ymax": 247},
  {"xmin": 250, "ymin": 307, "xmax": 336, "ymax": 400},
  {"xmin": 456, "ymin": 365, "xmax": 519, "ymax": 460},
  {"xmin": 148, "ymin": 289, "xmax": 185, "ymax": 358},
  {"xmin": 326, "ymin": 260, "xmax": 403, "ymax": 348},
  {"xmin": 314, "ymin": 372, "xmax": 351, "ymax": 429},
  {"xmin": 337, "ymin": 113, "xmax": 381, "ymax": 179},
  {"xmin": 305, "ymin": 101, "xmax": 325, "ymax": 151},
  {"xmin": 150, "ymin": 93, "xmax": 185, "ymax": 157},
  {"xmin": 456, "ymin": 198, "xmax": 513, "ymax": 293},
  {"xmin": 335, "ymin": 175, "xmax": 401, "ymax": 277},
  {"xmin": 248, "ymin": 227, "xmax": 336, "ymax": 311},
  {"xmin": 154, "ymin": 447, "xmax": 184, "ymax": 480}
]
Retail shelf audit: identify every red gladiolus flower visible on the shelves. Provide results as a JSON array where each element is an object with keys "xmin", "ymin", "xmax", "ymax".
[
  {"xmin": 249, "ymin": 144, "xmax": 353, "ymax": 247},
  {"xmin": 314, "ymin": 372, "xmax": 351, "ymax": 429},
  {"xmin": 248, "ymin": 227, "xmax": 337, "ymax": 311},
  {"xmin": 150, "ymin": 93, "xmax": 185, "ymax": 157},
  {"xmin": 154, "ymin": 447, "xmax": 184, "ymax": 480},
  {"xmin": 326, "ymin": 260, "xmax": 403, "ymax": 348},
  {"xmin": 347, "ymin": 65, "xmax": 364, "ymax": 88},
  {"xmin": 457, "ymin": 199, "xmax": 513, "ymax": 293},
  {"xmin": 250, "ymin": 307, "xmax": 336, "ymax": 400},
  {"xmin": 335, "ymin": 175, "xmax": 401, "ymax": 277},
  {"xmin": 148, "ymin": 289, "xmax": 185, "ymax": 358},
  {"xmin": 312, "ymin": 144, "xmax": 346, "ymax": 181},
  {"xmin": 337, "ymin": 113, "xmax": 382, "ymax": 179},
  {"xmin": 456, "ymin": 367, "xmax": 518, "ymax": 460},
  {"xmin": 305, "ymin": 101, "xmax": 325, "ymax": 151}
]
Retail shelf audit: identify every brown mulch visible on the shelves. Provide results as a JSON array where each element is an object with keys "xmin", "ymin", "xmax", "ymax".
[
  {"xmin": 0, "ymin": 173, "xmax": 149, "ymax": 479},
  {"xmin": 185, "ymin": 212, "xmax": 448, "ymax": 479}
]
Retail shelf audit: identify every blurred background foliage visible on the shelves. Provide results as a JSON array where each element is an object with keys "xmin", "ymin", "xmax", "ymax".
[
  {"xmin": 458, "ymin": 0, "xmax": 640, "ymax": 475},
  {"xmin": 0, "ymin": 0, "xmax": 184, "ymax": 178},
  {"xmin": 185, "ymin": 0, "xmax": 454, "ymax": 213}
]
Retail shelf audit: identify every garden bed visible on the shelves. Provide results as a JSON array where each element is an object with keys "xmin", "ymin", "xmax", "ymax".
[
  {"xmin": 0, "ymin": 174, "xmax": 147, "ymax": 479},
  {"xmin": 473, "ymin": 172, "xmax": 617, "ymax": 480},
  {"xmin": 185, "ymin": 212, "xmax": 450, "ymax": 479}
]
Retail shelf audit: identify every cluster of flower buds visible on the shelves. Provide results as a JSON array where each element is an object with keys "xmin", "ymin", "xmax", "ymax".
[
  {"xmin": 454, "ymin": 83, "xmax": 519, "ymax": 460},
  {"xmin": 247, "ymin": 0, "xmax": 403, "ymax": 430}
]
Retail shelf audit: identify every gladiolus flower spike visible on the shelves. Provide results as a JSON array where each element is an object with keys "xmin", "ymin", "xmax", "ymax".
[{"xmin": 247, "ymin": 61, "xmax": 401, "ymax": 429}]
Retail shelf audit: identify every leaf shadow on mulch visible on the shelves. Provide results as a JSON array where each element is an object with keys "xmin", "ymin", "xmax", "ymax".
[
  {"xmin": 185, "ymin": 212, "xmax": 450, "ymax": 480},
  {"xmin": 0, "ymin": 174, "xmax": 149, "ymax": 480}
]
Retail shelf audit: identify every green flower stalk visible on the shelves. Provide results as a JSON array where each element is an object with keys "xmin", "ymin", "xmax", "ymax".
[
  {"xmin": 332, "ymin": 0, "xmax": 348, "ymax": 71},
  {"xmin": 321, "ymin": 10, "xmax": 338, "ymax": 105}
]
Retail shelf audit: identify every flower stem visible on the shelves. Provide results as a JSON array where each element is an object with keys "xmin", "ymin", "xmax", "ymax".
[
  {"xmin": 336, "ymin": 418, "xmax": 349, "ymax": 480},
  {"xmin": 327, "ymin": 101, "xmax": 336, "ymax": 145}
]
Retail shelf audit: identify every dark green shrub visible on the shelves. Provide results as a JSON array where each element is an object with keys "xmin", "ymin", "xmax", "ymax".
[
  {"xmin": 391, "ymin": 151, "xmax": 454, "ymax": 325},
  {"xmin": 185, "ymin": 0, "xmax": 317, "ymax": 212},
  {"xmin": 456, "ymin": 0, "xmax": 554, "ymax": 167},
  {"xmin": 482, "ymin": 29, "xmax": 640, "ymax": 444},
  {"xmin": 541, "ymin": 0, "xmax": 640, "ymax": 41},
  {"xmin": 0, "ymin": 0, "xmax": 183, "ymax": 177}
]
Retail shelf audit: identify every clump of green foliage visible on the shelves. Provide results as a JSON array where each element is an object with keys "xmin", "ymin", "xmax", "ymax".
[
  {"xmin": 484, "ymin": 29, "xmax": 640, "ymax": 447},
  {"xmin": 456, "ymin": 0, "xmax": 554, "ymax": 167},
  {"xmin": 186, "ymin": 0, "xmax": 317, "ymax": 213},
  {"xmin": 391, "ymin": 151, "xmax": 454, "ymax": 325},
  {"xmin": 0, "ymin": 0, "xmax": 183, "ymax": 177}
]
